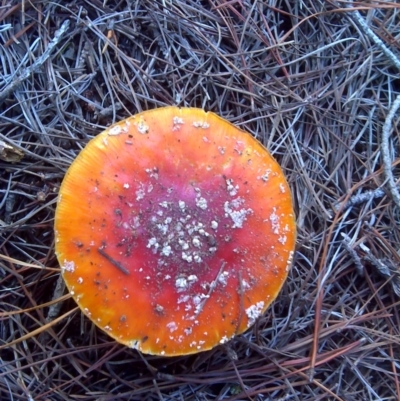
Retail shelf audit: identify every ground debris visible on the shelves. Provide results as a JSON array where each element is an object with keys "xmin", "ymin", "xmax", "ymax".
[{"xmin": 1, "ymin": 1, "xmax": 400, "ymax": 400}]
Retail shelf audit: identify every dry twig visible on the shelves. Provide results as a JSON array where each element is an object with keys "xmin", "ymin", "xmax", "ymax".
[
  {"xmin": 0, "ymin": 20, "xmax": 70, "ymax": 103},
  {"xmin": 345, "ymin": 2, "xmax": 400, "ymax": 209}
]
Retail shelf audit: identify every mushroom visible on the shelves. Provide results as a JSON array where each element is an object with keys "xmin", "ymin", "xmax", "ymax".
[{"xmin": 54, "ymin": 107, "xmax": 296, "ymax": 356}]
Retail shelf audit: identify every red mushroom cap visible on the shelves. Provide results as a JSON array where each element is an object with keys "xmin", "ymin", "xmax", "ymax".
[{"xmin": 54, "ymin": 107, "xmax": 296, "ymax": 356}]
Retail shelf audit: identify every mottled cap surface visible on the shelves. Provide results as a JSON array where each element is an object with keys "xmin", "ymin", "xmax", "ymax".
[{"xmin": 54, "ymin": 107, "xmax": 296, "ymax": 356}]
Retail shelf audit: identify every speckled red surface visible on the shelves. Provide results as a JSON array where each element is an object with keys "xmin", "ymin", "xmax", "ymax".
[{"xmin": 54, "ymin": 107, "xmax": 296, "ymax": 356}]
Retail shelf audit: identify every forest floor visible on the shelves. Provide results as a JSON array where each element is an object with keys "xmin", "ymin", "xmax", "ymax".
[{"xmin": 1, "ymin": 1, "xmax": 400, "ymax": 400}]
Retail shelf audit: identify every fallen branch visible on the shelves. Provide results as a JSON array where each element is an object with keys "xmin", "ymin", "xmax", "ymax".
[
  {"xmin": 345, "ymin": 4, "xmax": 400, "ymax": 208},
  {"xmin": 0, "ymin": 20, "xmax": 70, "ymax": 103}
]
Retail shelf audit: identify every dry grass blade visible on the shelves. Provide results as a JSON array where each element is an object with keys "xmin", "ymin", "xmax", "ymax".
[
  {"xmin": 0, "ymin": 0, "xmax": 400, "ymax": 400},
  {"xmin": 0, "ymin": 307, "xmax": 78, "ymax": 350}
]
